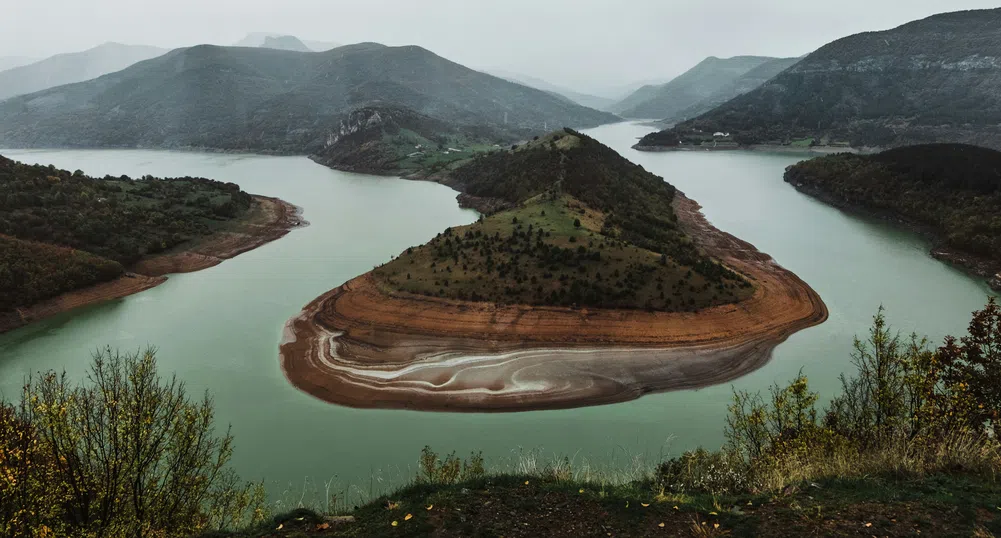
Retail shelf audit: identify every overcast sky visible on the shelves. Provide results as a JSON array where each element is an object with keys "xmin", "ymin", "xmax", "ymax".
[{"xmin": 4, "ymin": 0, "xmax": 999, "ymax": 96}]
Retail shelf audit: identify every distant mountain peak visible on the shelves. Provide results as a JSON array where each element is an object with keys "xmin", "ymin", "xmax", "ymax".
[
  {"xmin": 233, "ymin": 32, "xmax": 341, "ymax": 52},
  {"xmin": 0, "ymin": 43, "xmax": 167, "ymax": 101},
  {"xmin": 261, "ymin": 35, "xmax": 312, "ymax": 53},
  {"xmin": 611, "ymin": 55, "xmax": 780, "ymax": 119},
  {"xmin": 0, "ymin": 43, "xmax": 618, "ymax": 154}
]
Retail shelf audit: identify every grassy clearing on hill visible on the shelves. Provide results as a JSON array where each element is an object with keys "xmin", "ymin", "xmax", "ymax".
[
  {"xmin": 373, "ymin": 192, "xmax": 752, "ymax": 311},
  {"xmin": 374, "ymin": 129, "xmax": 754, "ymax": 312}
]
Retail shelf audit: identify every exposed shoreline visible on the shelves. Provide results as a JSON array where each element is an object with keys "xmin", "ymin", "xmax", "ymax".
[
  {"xmin": 632, "ymin": 143, "xmax": 879, "ymax": 156},
  {"xmin": 279, "ymin": 193, "xmax": 828, "ymax": 412},
  {"xmin": 0, "ymin": 196, "xmax": 305, "ymax": 335},
  {"xmin": 787, "ymin": 181, "xmax": 1001, "ymax": 291}
]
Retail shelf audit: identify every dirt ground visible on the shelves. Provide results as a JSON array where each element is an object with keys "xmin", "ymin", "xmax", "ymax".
[{"xmin": 279, "ymin": 193, "xmax": 828, "ymax": 412}]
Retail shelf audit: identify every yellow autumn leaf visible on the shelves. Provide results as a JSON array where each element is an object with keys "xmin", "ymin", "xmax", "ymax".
[
  {"xmin": 864, "ymin": 522, "xmax": 872, "ymax": 528},
  {"xmin": 709, "ymin": 511, "xmax": 718, "ymax": 515},
  {"xmin": 714, "ymin": 523, "xmax": 720, "ymax": 529},
  {"xmin": 524, "ymin": 480, "xmax": 530, "ymax": 485},
  {"xmin": 658, "ymin": 522, "xmax": 665, "ymax": 528},
  {"xmin": 276, "ymin": 523, "xmax": 283, "ymax": 530},
  {"xmin": 673, "ymin": 505, "xmax": 679, "ymax": 510},
  {"xmin": 405, "ymin": 514, "xmax": 413, "ymax": 521},
  {"xmin": 641, "ymin": 503, "xmax": 650, "ymax": 507},
  {"xmin": 579, "ymin": 488, "xmax": 585, "ymax": 494},
  {"xmin": 426, "ymin": 504, "xmax": 434, "ymax": 510},
  {"xmin": 392, "ymin": 521, "xmax": 399, "ymax": 527}
]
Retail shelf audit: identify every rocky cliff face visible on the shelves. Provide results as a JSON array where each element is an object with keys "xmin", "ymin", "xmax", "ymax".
[{"xmin": 325, "ymin": 109, "xmax": 387, "ymax": 147}]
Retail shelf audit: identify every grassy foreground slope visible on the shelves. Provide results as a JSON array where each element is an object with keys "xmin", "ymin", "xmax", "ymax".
[
  {"xmin": 785, "ymin": 144, "xmax": 1001, "ymax": 287},
  {"xmin": 374, "ymin": 130, "xmax": 751, "ymax": 312}
]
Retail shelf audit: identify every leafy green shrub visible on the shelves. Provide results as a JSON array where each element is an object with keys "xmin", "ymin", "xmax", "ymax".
[
  {"xmin": 418, "ymin": 446, "xmax": 485, "ymax": 485},
  {"xmin": 656, "ymin": 448, "xmax": 752, "ymax": 496},
  {"xmin": 3, "ymin": 347, "xmax": 266, "ymax": 536}
]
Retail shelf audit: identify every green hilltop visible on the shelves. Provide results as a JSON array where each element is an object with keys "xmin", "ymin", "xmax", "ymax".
[{"xmin": 374, "ymin": 130, "xmax": 751, "ymax": 311}]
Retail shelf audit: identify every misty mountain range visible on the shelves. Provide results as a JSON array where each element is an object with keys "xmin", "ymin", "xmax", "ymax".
[
  {"xmin": 0, "ymin": 43, "xmax": 617, "ymax": 154},
  {"xmin": 3, "ymin": 6, "xmax": 1001, "ymax": 160},
  {"xmin": 610, "ymin": 56, "xmax": 785, "ymax": 120},
  {"xmin": 233, "ymin": 32, "xmax": 341, "ymax": 52},
  {"xmin": 640, "ymin": 8, "xmax": 1001, "ymax": 150},
  {"xmin": 0, "ymin": 43, "xmax": 166, "ymax": 102},
  {"xmin": 0, "ymin": 56, "xmax": 36, "ymax": 72},
  {"xmin": 486, "ymin": 70, "xmax": 617, "ymax": 111}
]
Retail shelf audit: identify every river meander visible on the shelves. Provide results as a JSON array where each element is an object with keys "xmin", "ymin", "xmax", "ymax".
[{"xmin": 1, "ymin": 122, "xmax": 994, "ymax": 501}]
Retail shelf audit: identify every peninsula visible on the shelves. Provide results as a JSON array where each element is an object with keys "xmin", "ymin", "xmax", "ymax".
[
  {"xmin": 0, "ymin": 155, "xmax": 303, "ymax": 333},
  {"xmin": 280, "ymin": 130, "xmax": 827, "ymax": 411},
  {"xmin": 785, "ymin": 144, "xmax": 1001, "ymax": 291}
]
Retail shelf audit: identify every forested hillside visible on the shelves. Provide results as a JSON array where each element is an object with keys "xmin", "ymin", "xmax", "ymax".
[
  {"xmin": 0, "ymin": 43, "xmax": 618, "ymax": 153},
  {"xmin": 640, "ymin": 8, "xmax": 1001, "ymax": 149},
  {"xmin": 785, "ymin": 144, "xmax": 1001, "ymax": 280},
  {"xmin": 374, "ymin": 129, "xmax": 750, "ymax": 312},
  {"xmin": 0, "ymin": 155, "xmax": 257, "ymax": 311}
]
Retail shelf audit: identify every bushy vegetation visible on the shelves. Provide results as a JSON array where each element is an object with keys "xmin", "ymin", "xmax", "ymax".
[
  {"xmin": 375, "ymin": 193, "xmax": 751, "ymax": 311},
  {"xmin": 658, "ymin": 299, "xmax": 1001, "ymax": 497},
  {"xmin": 0, "ymin": 348, "xmax": 266, "ymax": 537},
  {"xmin": 784, "ymin": 144, "xmax": 1001, "ymax": 262},
  {"xmin": 0, "ymin": 156, "xmax": 253, "ymax": 265},
  {"xmin": 0, "ymin": 155, "xmax": 257, "ymax": 312},
  {"xmin": 450, "ymin": 129, "xmax": 732, "ymax": 269},
  {"xmin": 0, "ymin": 235, "xmax": 124, "ymax": 312}
]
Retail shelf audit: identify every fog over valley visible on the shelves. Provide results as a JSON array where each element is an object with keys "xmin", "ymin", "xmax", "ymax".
[{"xmin": 4, "ymin": 0, "xmax": 998, "ymax": 95}]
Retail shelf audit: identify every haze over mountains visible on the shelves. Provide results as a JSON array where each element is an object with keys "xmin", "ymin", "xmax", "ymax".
[
  {"xmin": 0, "ymin": 43, "xmax": 166, "ymax": 102},
  {"xmin": 663, "ymin": 57, "xmax": 801, "ymax": 124},
  {"xmin": 641, "ymin": 8, "xmax": 1001, "ymax": 149},
  {"xmin": 260, "ymin": 36, "xmax": 312, "ymax": 52},
  {"xmin": 487, "ymin": 70, "xmax": 616, "ymax": 111},
  {"xmin": 233, "ymin": 32, "xmax": 340, "ymax": 52},
  {"xmin": 0, "ymin": 56, "xmax": 36, "ymax": 72},
  {"xmin": 611, "ymin": 56, "xmax": 782, "ymax": 119},
  {"xmin": 0, "ymin": 43, "xmax": 617, "ymax": 153}
]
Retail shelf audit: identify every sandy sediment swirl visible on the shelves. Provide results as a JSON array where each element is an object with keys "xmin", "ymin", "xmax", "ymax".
[{"xmin": 279, "ymin": 194, "xmax": 828, "ymax": 412}]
